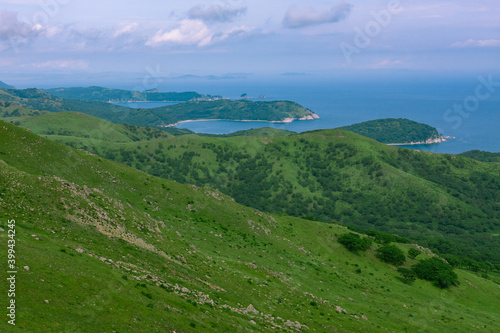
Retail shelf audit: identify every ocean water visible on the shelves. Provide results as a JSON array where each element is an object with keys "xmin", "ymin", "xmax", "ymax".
[{"xmin": 165, "ymin": 76, "xmax": 500, "ymax": 154}]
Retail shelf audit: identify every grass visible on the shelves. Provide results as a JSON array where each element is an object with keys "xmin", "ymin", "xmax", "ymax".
[{"xmin": 0, "ymin": 120, "xmax": 499, "ymax": 332}]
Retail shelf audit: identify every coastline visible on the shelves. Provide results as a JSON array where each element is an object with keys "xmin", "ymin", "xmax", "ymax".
[
  {"xmin": 160, "ymin": 113, "xmax": 320, "ymax": 128},
  {"xmin": 387, "ymin": 135, "xmax": 455, "ymax": 146}
]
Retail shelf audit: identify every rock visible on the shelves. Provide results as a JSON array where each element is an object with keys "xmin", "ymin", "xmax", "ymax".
[
  {"xmin": 75, "ymin": 248, "xmax": 84, "ymax": 253},
  {"xmin": 249, "ymin": 320, "xmax": 256, "ymax": 325},
  {"xmin": 44, "ymin": 300, "xmax": 49, "ymax": 304},
  {"xmin": 246, "ymin": 304, "xmax": 259, "ymax": 315},
  {"xmin": 23, "ymin": 266, "xmax": 30, "ymax": 271},
  {"xmin": 362, "ymin": 315, "xmax": 368, "ymax": 320}
]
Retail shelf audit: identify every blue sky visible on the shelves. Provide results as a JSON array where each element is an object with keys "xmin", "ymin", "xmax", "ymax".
[{"xmin": 0, "ymin": 0, "xmax": 499, "ymax": 84}]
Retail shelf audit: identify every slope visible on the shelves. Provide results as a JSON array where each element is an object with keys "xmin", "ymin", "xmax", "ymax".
[
  {"xmin": 1, "ymin": 120, "xmax": 500, "ymax": 332},
  {"xmin": 30, "ymin": 116, "xmax": 500, "ymax": 264}
]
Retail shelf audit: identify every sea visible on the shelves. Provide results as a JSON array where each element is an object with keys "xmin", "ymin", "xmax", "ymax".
[
  {"xmin": 12, "ymin": 72, "xmax": 498, "ymax": 154},
  {"xmin": 111, "ymin": 74, "xmax": 499, "ymax": 155}
]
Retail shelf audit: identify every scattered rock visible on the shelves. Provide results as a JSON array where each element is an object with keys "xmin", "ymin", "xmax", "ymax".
[
  {"xmin": 249, "ymin": 320, "xmax": 256, "ymax": 325},
  {"xmin": 246, "ymin": 304, "xmax": 259, "ymax": 315},
  {"xmin": 362, "ymin": 315, "xmax": 368, "ymax": 320},
  {"xmin": 75, "ymin": 248, "xmax": 84, "ymax": 253}
]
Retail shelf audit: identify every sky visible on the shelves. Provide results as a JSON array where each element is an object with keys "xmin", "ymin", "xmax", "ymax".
[{"xmin": 0, "ymin": 0, "xmax": 499, "ymax": 86}]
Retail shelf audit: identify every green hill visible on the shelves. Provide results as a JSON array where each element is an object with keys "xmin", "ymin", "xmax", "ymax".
[
  {"xmin": 339, "ymin": 118, "xmax": 442, "ymax": 144},
  {"xmin": 10, "ymin": 111, "xmax": 500, "ymax": 265},
  {"xmin": 0, "ymin": 80, "xmax": 14, "ymax": 89},
  {"xmin": 0, "ymin": 88, "xmax": 317, "ymax": 127},
  {"xmin": 1, "ymin": 120, "xmax": 499, "ymax": 332},
  {"xmin": 44, "ymin": 86, "xmax": 204, "ymax": 102},
  {"xmin": 460, "ymin": 150, "xmax": 500, "ymax": 163}
]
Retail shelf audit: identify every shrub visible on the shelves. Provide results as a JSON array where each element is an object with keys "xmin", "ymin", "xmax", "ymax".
[
  {"xmin": 337, "ymin": 233, "xmax": 372, "ymax": 253},
  {"xmin": 412, "ymin": 257, "xmax": 459, "ymax": 288},
  {"xmin": 397, "ymin": 267, "xmax": 416, "ymax": 284},
  {"xmin": 376, "ymin": 244, "xmax": 406, "ymax": 266},
  {"xmin": 408, "ymin": 248, "xmax": 421, "ymax": 259}
]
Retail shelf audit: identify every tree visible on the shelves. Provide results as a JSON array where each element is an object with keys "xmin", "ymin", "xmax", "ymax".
[
  {"xmin": 376, "ymin": 244, "xmax": 406, "ymax": 266},
  {"xmin": 397, "ymin": 267, "xmax": 416, "ymax": 284},
  {"xmin": 412, "ymin": 257, "xmax": 459, "ymax": 289},
  {"xmin": 408, "ymin": 248, "xmax": 421, "ymax": 260},
  {"xmin": 337, "ymin": 233, "xmax": 372, "ymax": 253}
]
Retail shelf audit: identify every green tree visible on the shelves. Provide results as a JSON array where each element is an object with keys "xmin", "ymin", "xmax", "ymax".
[
  {"xmin": 408, "ymin": 248, "xmax": 421, "ymax": 260},
  {"xmin": 376, "ymin": 244, "xmax": 406, "ymax": 266},
  {"xmin": 337, "ymin": 233, "xmax": 372, "ymax": 253},
  {"xmin": 412, "ymin": 257, "xmax": 459, "ymax": 289}
]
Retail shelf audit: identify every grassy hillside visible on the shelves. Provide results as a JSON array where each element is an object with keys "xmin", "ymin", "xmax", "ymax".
[
  {"xmin": 339, "ymin": 118, "xmax": 441, "ymax": 144},
  {"xmin": 44, "ymin": 86, "xmax": 204, "ymax": 102},
  {"xmin": 12, "ymin": 111, "xmax": 500, "ymax": 266},
  {"xmin": 1, "ymin": 120, "xmax": 499, "ymax": 332}
]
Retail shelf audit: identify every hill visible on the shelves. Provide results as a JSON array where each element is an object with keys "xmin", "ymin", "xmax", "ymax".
[
  {"xmin": 339, "ymin": 118, "xmax": 442, "ymax": 144},
  {"xmin": 0, "ymin": 88, "xmax": 318, "ymax": 127},
  {"xmin": 460, "ymin": 150, "xmax": 500, "ymax": 163},
  {"xmin": 10, "ymin": 111, "xmax": 500, "ymax": 265},
  {"xmin": 0, "ymin": 80, "xmax": 14, "ymax": 89},
  {"xmin": 1, "ymin": 119, "xmax": 499, "ymax": 332},
  {"xmin": 44, "ymin": 86, "xmax": 205, "ymax": 102}
]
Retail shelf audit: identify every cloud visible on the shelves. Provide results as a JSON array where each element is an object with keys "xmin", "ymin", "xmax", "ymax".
[
  {"xmin": 187, "ymin": 4, "xmax": 247, "ymax": 23},
  {"xmin": 114, "ymin": 23, "xmax": 139, "ymax": 37},
  {"xmin": 32, "ymin": 59, "xmax": 89, "ymax": 70},
  {"xmin": 451, "ymin": 39, "xmax": 500, "ymax": 48},
  {"xmin": 146, "ymin": 19, "xmax": 213, "ymax": 47},
  {"xmin": 283, "ymin": 2, "xmax": 352, "ymax": 29},
  {"xmin": 0, "ymin": 10, "xmax": 42, "ymax": 46}
]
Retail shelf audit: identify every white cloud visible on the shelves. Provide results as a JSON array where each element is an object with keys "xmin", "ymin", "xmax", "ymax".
[
  {"xmin": 283, "ymin": 2, "xmax": 352, "ymax": 29},
  {"xmin": 114, "ymin": 23, "xmax": 139, "ymax": 37},
  {"xmin": 146, "ymin": 19, "xmax": 213, "ymax": 47},
  {"xmin": 451, "ymin": 39, "xmax": 500, "ymax": 48}
]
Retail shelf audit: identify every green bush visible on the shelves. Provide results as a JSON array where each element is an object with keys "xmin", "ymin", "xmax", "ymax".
[
  {"xmin": 408, "ymin": 248, "xmax": 421, "ymax": 259},
  {"xmin": 412, "ymin": 257, "xmax": 459, "ymax": 288},
  {"xmin": 397, "ymin": 267, "xmax": 416, "ymax": 284},
  {"xmin": 376, "ymin": 244, "xmax": 406, "ymax": 266},
  {"xmin": 338, "ymin": 233, "xmax": 372, "ymax": 253}
]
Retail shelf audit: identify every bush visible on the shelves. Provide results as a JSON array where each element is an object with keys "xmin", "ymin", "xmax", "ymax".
[
  {"xmin": 397, "ymin": 267, "xmax": 416, "ymax": 284},
  {"xmin": 337, "ymin": 233, "xmax": 372, "ymax": 253},
  {"xmin": 412, "ymin": 257, "xmax": 459, "ymax": 288},
  {"xmin": 408, "ymin": 248, "xmax": 421, "ymax": 259},
  {"xmin": 376, "ymin": 244, "xmax": 406, "ymax": 266}
]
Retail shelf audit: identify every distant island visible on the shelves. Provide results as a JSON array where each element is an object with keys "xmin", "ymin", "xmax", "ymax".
[
  {"xmin": 339, "ymin": 118, "xmax": 447, "ymax": 145},
  {"xmin": 43, "ymin": 86, "xmax": 214, "ymax": 102}
]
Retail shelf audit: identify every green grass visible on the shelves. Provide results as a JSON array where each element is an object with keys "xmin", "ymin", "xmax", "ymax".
[
  {"xmin": 0, "ymin": 120, "xmax": 499, "ymax": 332},
  {"xmin": 21, "ymin": 115, "xmax": 499, "ymax": 264}
]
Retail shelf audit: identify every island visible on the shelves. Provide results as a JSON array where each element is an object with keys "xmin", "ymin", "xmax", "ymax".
[
  {"xmin": 0, "ymin": 87, "xmax": 319, "ymax": 129},
  {"xmin": 43, "ymin": 86, "xmax": 210, "ymax": 102},
  {"xmin": 339, "ymin": 118, "xmax": 446, "ymax": 145}
]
